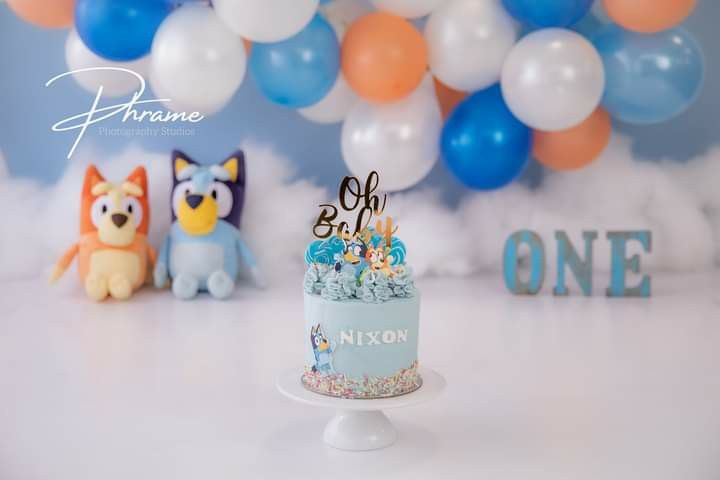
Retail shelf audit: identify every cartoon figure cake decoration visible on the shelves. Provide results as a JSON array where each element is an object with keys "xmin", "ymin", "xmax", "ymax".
[
  {"xmin": 50, "ymin": 165, "xmax": 156, "ymax": 301},
  {"xmin": 310, "ymin": 324, "xmax": 334, "ymax": 374},
  {"xmin": 153, "ymin": 150, "xmax": 263, "ymax": 300},
  {"xmin": 302, "ymin": 171, "xmax": 421, "ymax": 399}
]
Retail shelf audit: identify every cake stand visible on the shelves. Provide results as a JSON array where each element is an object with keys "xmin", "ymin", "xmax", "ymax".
[{"xmin": 276, "ymin": 367, "xmax": 445, "ymax": 451}]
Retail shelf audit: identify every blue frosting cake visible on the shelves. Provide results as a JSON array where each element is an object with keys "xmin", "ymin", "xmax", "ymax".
[{"xmin": 302, "ymin": 228, "xmax": 422, "ymax": 399}]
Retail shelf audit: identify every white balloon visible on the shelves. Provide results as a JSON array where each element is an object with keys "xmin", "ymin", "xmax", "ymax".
[
  {"xmin": 299, "ymin": 74, "xmax": 358, "ymax": 124},
  {"xmin": 213, "ymin": 0, "xmax": 319, "ymax": 42},
  {"xmin": 151, "ymin": 5, "xmax": 246, "ymax": 115},
  {"xmin": 501, "ymin": 28, "xmax": 605, "ymax": 132},
  {"xmin": 341, "ymin": 88, "xmax": 441, "ymax": 192},
  {"xmin": 148, "ymin": 70, "xmax": 191, "ymax": 113},
  {"xmin": 425, "ymin": 0, "xmax": 518, "ymax": 92},
  {"xmin": 371, "ymin": 0, "xmax": 445, "ymax": 18},
  {"xmin": 65, "ymin": 29, "xmax": 149, "ymax": 97},
  {"xmin": 321, "ymin": 0, "xmax": 373, "ymax": 39}
]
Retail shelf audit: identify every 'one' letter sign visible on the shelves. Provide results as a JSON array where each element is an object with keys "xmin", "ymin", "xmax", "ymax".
[{"xmin": 503, "ymin": 230, "xmax": 652, "ymax": 298}]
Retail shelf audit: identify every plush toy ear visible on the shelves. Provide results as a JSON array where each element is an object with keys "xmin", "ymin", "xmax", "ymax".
[
  {"xmin": 172, "ymin": 150, "xmax": 197, "ymax": 180},
  {"xmin": 82, "ymin": 165, "xmax": 106, "ymax": 197},
  {"xmin": 220, "ymin": 150, "xmax": 245, "ymax": 184},
  {"xmin": 124, "ymin": 166, "xmax": 147, "ymax": 197}
]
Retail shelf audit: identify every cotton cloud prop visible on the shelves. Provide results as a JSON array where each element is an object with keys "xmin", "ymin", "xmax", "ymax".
[{"xmin": 0, "ymin": 136, "xmax": 718, "ymax": 284}]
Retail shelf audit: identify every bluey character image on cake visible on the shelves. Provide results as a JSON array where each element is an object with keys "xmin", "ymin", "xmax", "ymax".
[
  {"xmin": 310, "ymin": 324, "xmax": 334, "ymax": 373},
  {"xmin": 365, "ymin": 243, "xmax": 395, "ymax": 278},
  {"xmin": 334, "ymin": 234, "xmax": 368, "ymax": 274},
  {"xmin": 50, "ymin": 165, "xmax": 156, "ymax": 301},
  {"xmin": 153, "ymin": 150, "xmax": 263, "ymax": 300}
]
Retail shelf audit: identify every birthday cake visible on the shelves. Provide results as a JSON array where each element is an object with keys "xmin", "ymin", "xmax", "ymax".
[{"xmin": 301, "ymin": 172, "xmax": 422, "ymax": 399}]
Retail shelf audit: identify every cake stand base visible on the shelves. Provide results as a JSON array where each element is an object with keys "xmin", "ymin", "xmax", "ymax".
[{"xmin": 276, "ymin": 367, "xmax": 445, "ymax": 451}]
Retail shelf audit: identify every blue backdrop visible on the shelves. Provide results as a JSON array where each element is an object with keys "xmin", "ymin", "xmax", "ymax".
[{"xmin": 0, "ymin": 2, "xmax": 717, "ymax": 194}]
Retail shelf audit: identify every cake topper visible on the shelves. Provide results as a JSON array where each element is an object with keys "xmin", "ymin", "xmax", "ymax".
[
  {"xmin": 313, "ymin": 170, "xmax": 397, "ymax": 247},
  {"xmin": 304, "ymin": 171, "xmax": 413, "ymax": 301}
]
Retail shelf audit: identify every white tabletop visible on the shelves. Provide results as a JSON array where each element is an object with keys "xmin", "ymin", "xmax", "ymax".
[{"xmin": 1, "ymin": 273, "xmax": 719, "ymax": 480}]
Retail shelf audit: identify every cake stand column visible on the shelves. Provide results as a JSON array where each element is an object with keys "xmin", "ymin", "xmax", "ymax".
[{"xmin": 323, "ymin": 409, "xmax": 396, "ymax": 451}]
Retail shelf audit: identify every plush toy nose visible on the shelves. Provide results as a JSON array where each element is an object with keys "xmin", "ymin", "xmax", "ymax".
[
  {"xmin": 111, "ymin": 213, "xmax": 128, "ymax": 228},
  {"xmin": 186, "ymin": 194, "xmax": 204, "ymax": 209}
]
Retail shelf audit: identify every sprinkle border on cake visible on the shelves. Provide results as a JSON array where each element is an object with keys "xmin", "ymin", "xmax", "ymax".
[{"xmin": 301, "ymin": 360, "xmax": 422, "ymax": 399}]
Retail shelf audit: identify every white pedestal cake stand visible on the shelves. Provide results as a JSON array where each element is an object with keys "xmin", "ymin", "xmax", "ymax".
[{"xmin": 276, "ymin": 367, "xmax": 445, "ymax": 451}]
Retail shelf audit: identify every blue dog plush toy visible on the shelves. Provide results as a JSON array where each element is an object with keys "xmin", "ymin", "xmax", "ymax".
[{"xmin": 154, "ymin": 150, "xmax": 263, "ymax": 299}]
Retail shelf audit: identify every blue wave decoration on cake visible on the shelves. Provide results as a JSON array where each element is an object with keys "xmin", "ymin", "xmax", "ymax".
[
  {"xmin": 306, "ymin": 231, "xmax": 407, "ymax": 267},
  {"xmin": 305, "ymin": 236, "xmax": 345, "ymax": 265},
  {"xmin": 388, "ymin": 237, "xmax": 406, "ymax": 266}
]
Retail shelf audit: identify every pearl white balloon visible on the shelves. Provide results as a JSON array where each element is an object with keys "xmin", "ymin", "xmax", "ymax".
[
  {"xmin": 299, "ymin": 74, "xmax": 358, "ymax": 124},
  {"xmin": 213, "ymin": 0, "xmax": 319, "ymax": 42},
  {"xmin": 371, "ymin": 0, "xmax": 445, "ymax": 18},
  {"xmin": 321, "ymin": 0, "xmax": 373, "ymax": 39},
  {"xmin": 65, "ymin": 29, "xmax": 149, "ymax": 97},
  {"xmin": 341, "ymin": 88, "xmax": 442, "ymax": 192},
  {"xmin": 148, "ymin": 69, "xmax": 191, "ymax": 113},
  {"xmin": 501, "ymin": 28, "xmax": 605, "ymax": 131},
  {"xmin": 151, "ymin": 4, "xmax": 246, "ymax": 115},
  {"xmin": 425, "ymin": 0, "xmax": 519, "ymax": 92}
]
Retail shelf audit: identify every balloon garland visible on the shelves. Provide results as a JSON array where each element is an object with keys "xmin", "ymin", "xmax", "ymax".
[{"xmin": 7, "ymin": 0, "xmax": 704, "ymax": 191}]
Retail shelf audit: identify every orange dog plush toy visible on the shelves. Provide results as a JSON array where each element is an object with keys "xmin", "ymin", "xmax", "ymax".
[{"xmin": 50, "ymin": 165, "xmax": 156, "ymax": 301}]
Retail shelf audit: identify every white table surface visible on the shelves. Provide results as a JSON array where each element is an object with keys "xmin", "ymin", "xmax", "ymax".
[{"xmin": 1, "ymin": 273, "xmax": 719, "ymax": 480}]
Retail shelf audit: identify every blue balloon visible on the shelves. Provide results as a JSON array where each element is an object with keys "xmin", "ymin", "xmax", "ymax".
[
  {"xmin": 250, "ymin": 15, "xmax": 340, "ymax": 108},
  {"xmin": 592, "ymin": 26, "xmax": 705, "ymax": 125},
  {"xmin": 502, "ymin": 0, "xmax": 593, "ymax": 28},
  {"xmin": 75, "ymin": 0, "xmax": 173, "ymax": 61},
  {"xmin": 441, "ymin": 85, "xmax": 531, "ymax": 191}
]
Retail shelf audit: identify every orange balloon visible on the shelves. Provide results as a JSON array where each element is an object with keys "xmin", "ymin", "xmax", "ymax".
[
  {"xmin": 533, "ymin": 108, "xmax": 612, "ymax": 171},
  {"xmin": 342, "ymin": 12, "xmax": 428, "ymax": 103},
  {"xmin": 603, "ymin": 0, "xmax": 696, "ymax": 33},
  {"xmin": 6, "ymin": 0, "xmax": 74, "ymax": 28},
  {"xmin": 433, "ymin": 78, "xmax": 466, "ymax": 120}
]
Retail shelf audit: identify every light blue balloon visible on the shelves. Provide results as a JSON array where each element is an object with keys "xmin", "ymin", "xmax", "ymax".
[
  {"xmin": 592, "ymin": 25, "xmax": 705, "ymax": 125},
  {"xmin": 250, "ymin": 15, "xmax": 340, "ymax": 108}
]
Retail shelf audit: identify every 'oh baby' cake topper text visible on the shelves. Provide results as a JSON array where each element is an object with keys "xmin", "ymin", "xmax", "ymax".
[{"xmin": 313, "ymin": 170, "xmax": 397, "ymax": 246}]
